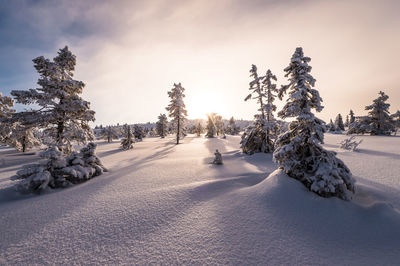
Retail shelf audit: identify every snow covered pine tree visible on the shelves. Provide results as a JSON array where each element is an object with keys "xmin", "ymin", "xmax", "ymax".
[
  {"xmin": 11, "ymin": 46, "xmax": 95, "ymax": 154},
  {"xmin": 273, "ymin": 47, "xmax": 355, "ymax": 200},
  {"xmin": 0, "ymin": 93, "xmax": 14, "ymax": 142},
  {"xmin": 121, "ymin": 124, "xmax": 135, "ymax": 150},
  {"xmin": 156, "ymin": 113, "xmax": 168, "ymax": 138},
  {"xmin": 365, "ymin": 91, "xmax": 395, "ymax": 135},
  {"xmin": 166, "ymin": 83, "xmax": 188, "ymax": 144},
  {"xmin": 334, "ymin": 113, "xmax": 345, "ymax": 131},
  {"xmin": 10, "ymin": 46, "xmax": 106, "ymax": 193},
  {"xmin": 102, "ymin": 126, "xmax": 119, "ymax": 143},
  {"xmin": 241, "ymin": 65, "xmax": 278, "ymax": 154}
]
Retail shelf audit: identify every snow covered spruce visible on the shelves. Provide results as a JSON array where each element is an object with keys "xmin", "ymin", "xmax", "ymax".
[
  {"xmin": 11, "ymin": 143, "xmax": 107, "ymax": 193},
  {"xmin": 11, "ymin": 46, "xmax": 95, "ymax": 154},
  {"xmin": 166, "ymin": 83, "xmax": 188, "ymax": 144},
  {"xmin": 156, "ymin": 113, "xmax": 168, "ymax": 138},
  {"xmin": 121, "ymin": 124, "xmax": 135, "ymax": 150},
  {"xmin": 9, "ymin": 46, "xmax": 106, "ymax": 193},
  {"xmin": 241, "ymin": 65, "xmax": 279, "ymax": 154},
  {"xmin": 273, "ymin": 47, "xmax": 355, "ymax": 200}
]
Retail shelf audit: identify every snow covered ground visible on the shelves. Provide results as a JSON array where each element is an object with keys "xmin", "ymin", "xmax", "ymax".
[{"xmin": 0, "ymin": 134, "xmax": 399, "ymax": 265}]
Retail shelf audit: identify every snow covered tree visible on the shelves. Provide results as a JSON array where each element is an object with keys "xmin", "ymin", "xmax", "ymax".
[
  {"xmin": 102, "ymin": 126, "xmax": 119, "ymax": 142},
  {"xmin": 226, "ymin": 117, "xmax": 240, "ymax": 135},
  {"xmin": 0, "ymin": 93, "xmax": 14, "ymax": 142},
  {"xmin": 273, "ymin": 47, "xmax": 355, "ymax": 200},
  {"xmin": 166, "ymin": 83, "xmax": 188, "ymax": 144},
  {"xmin": 349, "ymin": 109, "xmax": 355, "ymax": 124},
  {"xmin": 133, "ymin": 124, "xmax": 145, "ymax": 141},
  {"xmin": 215, "ymin": 114, "xmax": 225, "ymax": 136},
  {"xmin": 334, "ymin": 113, "xmax": 345, "ymax": 131},
  {"xmin": 327, "ymin": 119, "xmax": 336, "ymax": 132},
  {"xmin": 347, "ymin": 116, "xmax": 370, "ymax": 135},
  {"xmin": 11, "ymin": 142, "xmax": 107, "ymax": 193},
  {"xmin": 5, "ymin": 124, "xmax": 41, "ymax": 152},
  {"xmin": 11, "ymin": 46, "xmax": 95, "ymax": 154},
  {"xmin": 195, "ymin": 122, "xmax": 203, "ymax": 136},
  {"xmin": 241, "ymin": 66, "xmax": 278, "ymax": 154},
  {"xmin": 156, "ymin": 113, "xmax": 168, "ymax": 138},
  {"xmin": 391, "ymin": 110, "xmax": 400, "ymax": 135},
  {"xmin": 120, "ymin": 124, "xmax": 135, "ymax": 150},
  {"xmin": 365, "ymin": 91, "xmax": 395, "ymax": 135},
  {"xmin": 345, "ymin": 115, "xmax": 350, "ymax": 127},
  {"xmin": 206, "ymin": 113, "xmax": 217, "ymax": 138}
]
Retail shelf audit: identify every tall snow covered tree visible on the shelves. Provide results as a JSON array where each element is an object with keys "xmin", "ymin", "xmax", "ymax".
[
  {"xmin": 11, "ymin": 46, "xmax": 95, "ymax": 153},
  {"xmin": 206, "ymin": 113, "xmax": 217, "ymax": 138},
  {"xmin": 166, "ymin": 83, "xmax": 188, "ymax": 144},
  {"xmin": 156, "ymin": 113, "xmax": 168, "ymax": 138},
  {"xmin": 215, "ymin": 114, "xmax": 225, "ymax": 136},
  {"xmin": 241, "ymin": 66, "xmax": 278, "ymax": 154},
  {"xmin": 274, "ymin": 47, "xmax": 355, "ymax": 200},
  {"xmin": 365, "ymin": 91, "xmax": 395, "ymax": 135},
  {"xmin": 334, "ymin": 113, "xmax": 345, "ymax": 131},
  {"xmin": 121, "ymin": 124, "xmax": 135, "ymax": 150},
  {"xmin": 328, "ymin": 119, "xmax": 336, "ymax": 132}
]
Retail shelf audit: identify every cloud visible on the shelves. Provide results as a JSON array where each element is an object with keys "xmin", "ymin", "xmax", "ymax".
[{"xmin": 1, "ymin": 0, "xmax": 399, "ymax": 125}]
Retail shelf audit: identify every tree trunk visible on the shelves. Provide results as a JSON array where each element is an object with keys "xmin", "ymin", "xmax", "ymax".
[
  {"xmin": 177, "ymin": 117, "xmax": 180, "ymax": 144},
  {"xmin": 22, "ymin": 135, "xmax": 26, "ymax": 153},
  {"xmin": 57, "ymin": 121, "xmax": 64, "ymax": 146}
]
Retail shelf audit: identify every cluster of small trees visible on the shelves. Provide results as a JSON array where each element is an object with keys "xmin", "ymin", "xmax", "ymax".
[{"xmin": 327, "ymin": 92, "xmax": 398, "ymax": 136}]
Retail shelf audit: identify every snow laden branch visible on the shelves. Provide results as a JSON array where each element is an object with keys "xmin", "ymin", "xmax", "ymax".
[{"xmin": 273, "ymin": 47, "xmax": 355, "ymax": 200}]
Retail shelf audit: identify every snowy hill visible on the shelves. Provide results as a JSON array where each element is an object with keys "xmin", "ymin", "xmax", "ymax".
[{"xmin": 0, "ymin": 134, "xmax": 399, "ymax": 264}]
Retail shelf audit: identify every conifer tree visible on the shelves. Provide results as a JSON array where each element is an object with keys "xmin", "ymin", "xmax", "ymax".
[
  {"xmin": 241, "ymin": 66, "xmax": 278, "ymax": 154},
  {"xmin": 121, "ymin": 124, "xmax": 135, "ymax": 150},
  {"xmin": 166, "ymin": 83, "xmax": 188, "ymax": 144},
  {"xmin": 133, "ymin": 124, "xmax": 146, "ymax": 141},
  {"xmin": 365, "ymin": 91, "xmax": 395, "ymax": 135},
  {"xmin": 6, "ymin": 124, "xmax": 41, "ymax": 152},
  {"xmin": 349, "ymin": 109, "xmax": 355, "ymax": 124},
  {"xmin": 226, "ymin": 117, "xmax": 240, "ymax": 135},
  {"xmin": 102, "ymin": 126, "xmax": 119, "ymax": 143},
  {"xmin": 334, "ymin": 113, "xmax": 345, "ymax": 131},
  {"xmin": 206, "ymin": 113, "xmax": 217, "ymax": 138},
  {"xmin": 195, "ymin": 122, "xmax": 203, "ymax": 136},
  {"xmin": 0, "ymin": 93, "xmax": 14, "ymax": 142},
  {"xmin": 328, "ymin": 119, "xmax": 336, "ymax": 132},
  {"xmin": 274, "ymin": 47, "xmax": 355, "ymax": 200},
  {"xmin": 11, "ymin": 46, "xmax": 95, "ymax": 153},
  {"xmin": 156, "ymin": 113, "xmax": 168, "ymax": 138},
  {"xmin": 215, "ymin": 114, "xmax": 225, "ymax": 136},
  {"xmin": 391, "ymin": 110, "xmax": 400, "ymax": 134},
  {"xmin": 345, "ymin": 115, "xmax": 349, "ymax": 127}
]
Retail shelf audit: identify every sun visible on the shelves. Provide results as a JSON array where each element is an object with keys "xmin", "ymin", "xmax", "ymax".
[{"xmin": 186, "ymin": 91, "xmax": 227, "ymax": 119}]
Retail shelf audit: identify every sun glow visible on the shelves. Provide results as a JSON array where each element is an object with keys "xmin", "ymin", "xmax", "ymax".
[{"xmin": 186, "ymin": 91, "xmax": 228, "ymax": 119}]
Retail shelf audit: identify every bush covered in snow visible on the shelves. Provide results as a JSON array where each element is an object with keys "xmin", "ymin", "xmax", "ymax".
[
  {"xmin": 11, "ymin": 143, "xmax": 107, "ymax": 193},
  {"xmin": 340, "ymin": 136, "xmax": 363, "ymax": 151},
  {"xmin": 273, "ymin": 47, "xmax": 355, "ymax": 200}
]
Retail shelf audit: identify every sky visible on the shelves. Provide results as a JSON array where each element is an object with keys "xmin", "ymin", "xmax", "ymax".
[{"xmin": 0, "ymin": 0, "xmax": 399, "ymax": 125}]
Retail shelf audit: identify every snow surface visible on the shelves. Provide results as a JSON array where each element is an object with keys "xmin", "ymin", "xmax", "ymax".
[{"xmin": 0, "ymin": 134, "xmax": 399, "ymax": 265}]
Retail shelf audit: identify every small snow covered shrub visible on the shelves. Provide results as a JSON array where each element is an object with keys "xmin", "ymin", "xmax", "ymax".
[
  {"xmin": 274, "ymin": 47, "xmax": 355, "ymax": 200},
  {"xmin": 340, "ymin": 136, "xmax": 362, "ymax": 151},
  {"xmin": 11, "ymin": 143, "xmax": 107, "ymax": 193}
]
